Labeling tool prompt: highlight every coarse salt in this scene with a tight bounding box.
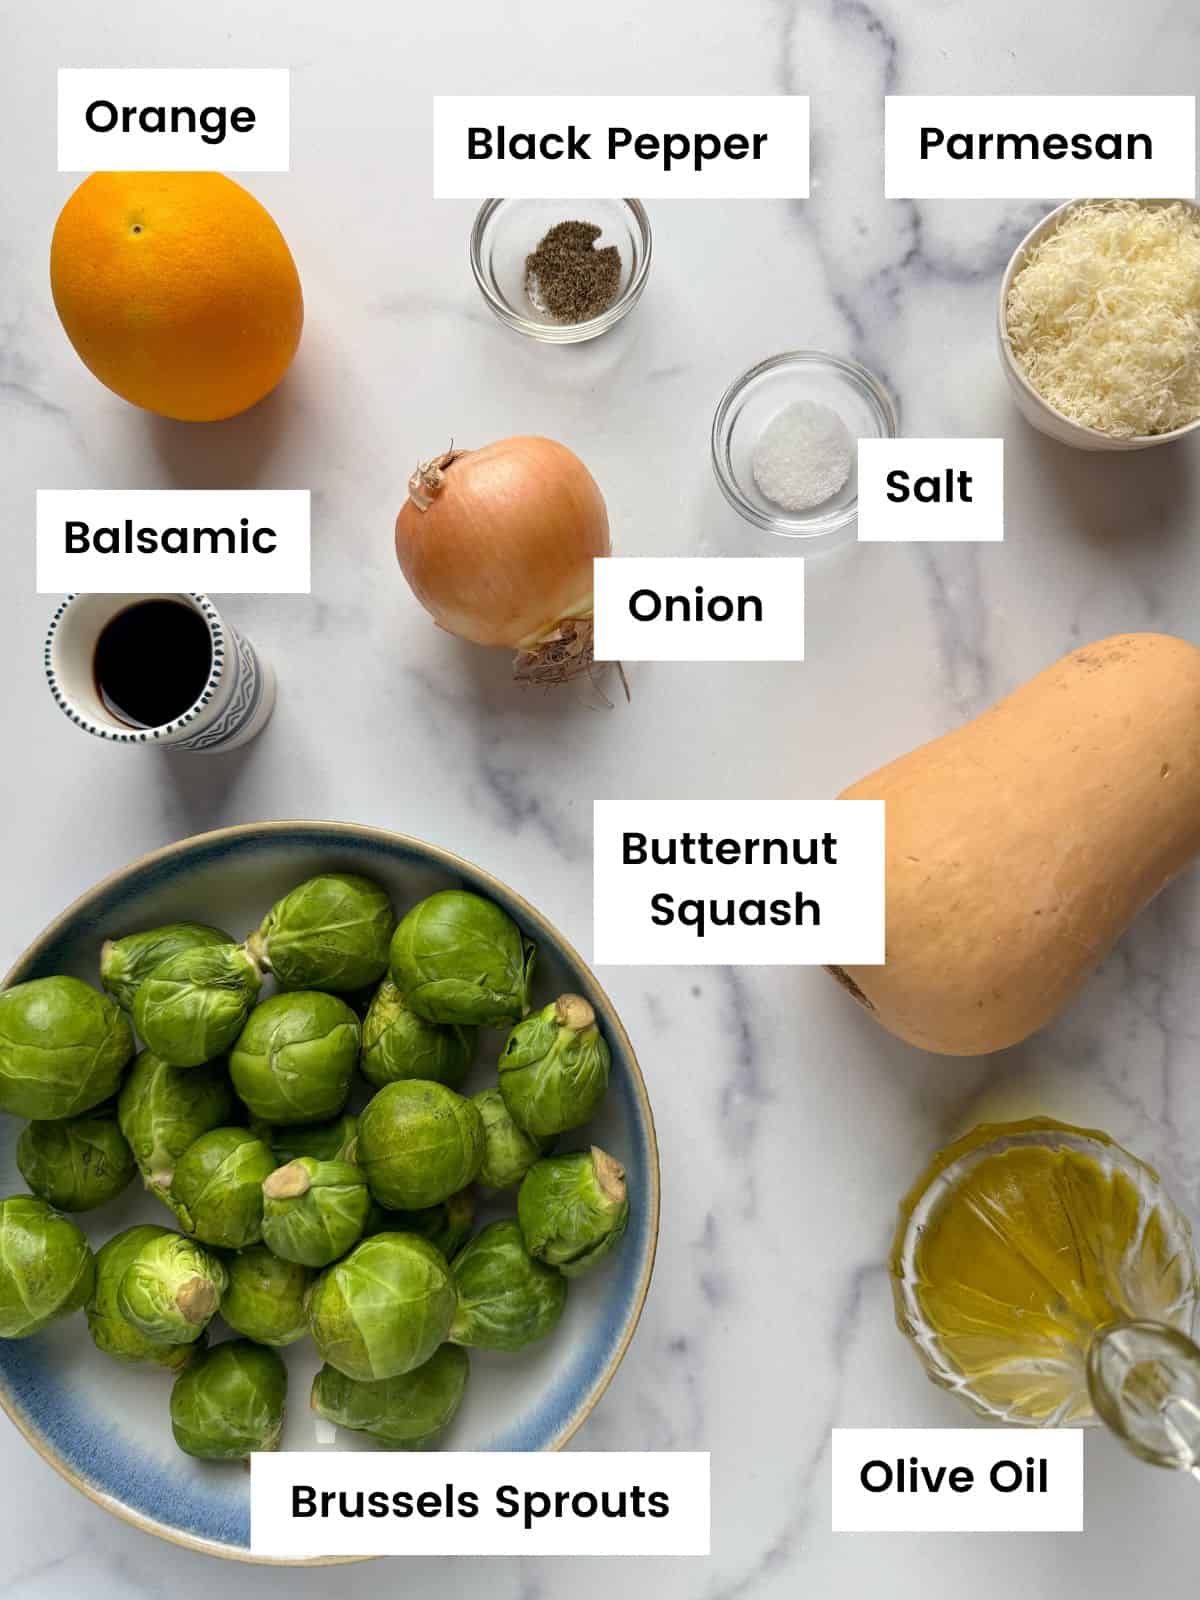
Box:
[752,399,853,512]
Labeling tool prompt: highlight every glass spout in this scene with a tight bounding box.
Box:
[1087,1320,1200,1475]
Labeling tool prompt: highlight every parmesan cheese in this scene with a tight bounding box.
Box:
[1005,200,1200,438]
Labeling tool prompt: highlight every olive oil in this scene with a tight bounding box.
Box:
[93,599,212,729]
[891,1120,1200,1427]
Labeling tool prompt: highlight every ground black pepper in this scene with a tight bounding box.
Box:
[524,221,622,323]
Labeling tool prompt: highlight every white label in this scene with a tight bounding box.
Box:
[592,800,884,967]
[433,96,809,199]
[885,95,1195,198]
[250,1451,710,1558]
[857,439,1003,543]
[57,69,290,171]
[831,1430,1084,1533]
[593,558,804,662]
[36,491,311,594]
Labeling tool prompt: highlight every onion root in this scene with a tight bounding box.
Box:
[513,618,596,685]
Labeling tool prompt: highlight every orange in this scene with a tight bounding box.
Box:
[50,172,303,423]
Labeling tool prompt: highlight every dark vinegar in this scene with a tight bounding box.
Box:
[94,599,214,729]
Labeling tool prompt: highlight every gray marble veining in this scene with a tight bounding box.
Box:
[4,0,1200,1593]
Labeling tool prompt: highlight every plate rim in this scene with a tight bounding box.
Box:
[0,819,661,1566]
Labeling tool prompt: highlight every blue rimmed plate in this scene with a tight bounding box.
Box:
[0,822,659,1563]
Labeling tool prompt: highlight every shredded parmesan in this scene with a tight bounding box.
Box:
[1006,200,1200,438]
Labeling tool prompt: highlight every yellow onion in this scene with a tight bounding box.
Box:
[394,436,611,684]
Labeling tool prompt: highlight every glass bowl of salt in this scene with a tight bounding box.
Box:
[711,351,897,542]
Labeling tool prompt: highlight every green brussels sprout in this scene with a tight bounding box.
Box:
[117,1231,227,1345]
[17,1109,136,1212]
[518,1147,630,1277]
[498,994,610,1140]
[100,923,232,1012]
[133,945,262,1069]
[389,890,536,1026]
[117,1051,238,1194]
[269,1111,358,1167]
[261,1158,370,1267]
[308,1233,457,1381]
[472,1087,551,1191]
[311,1345,469,1449]
[170,1339,287,1459]
[169,1128,275,1248]
[249,874,395,993]
[360,979,476,1090]
[366,1189,476,1260]
[0,976,133,1120]
[220,1244,312,1347]
[229,992,359,1124]
[0,1195,95,1337]
[356,1081,483,1210]
[86,1224,203,1370]
[449,1220,566,1352]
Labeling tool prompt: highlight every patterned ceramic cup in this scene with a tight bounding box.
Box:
[44,593,276,752]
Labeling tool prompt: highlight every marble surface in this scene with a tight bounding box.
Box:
[4,0,1200,1593]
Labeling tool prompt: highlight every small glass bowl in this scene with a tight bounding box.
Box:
[711,351,898,541]
[470,198,652,343]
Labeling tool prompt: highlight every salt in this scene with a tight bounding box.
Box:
[751,399,853,512]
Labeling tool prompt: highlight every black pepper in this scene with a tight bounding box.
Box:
[525,221,622,323]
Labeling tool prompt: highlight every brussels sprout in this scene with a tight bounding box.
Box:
[308,1233,457,1381]
[498,995,610,1140]
[473,1087,551,1191]
[220,1244,312,1347]
[117,1051,238,1194]
[0,976,133,1120]
[100,923,232,1012]
[356,1081,483,1210]
[261,1158,370,1267]
[17,1108,136,1213]
[249,874,395,993]
[518,1147,630,1277]
[170,1339,287,1459]
[367,1189,476,1260]
[169,1128,275,1248]
[86,1224,202,1370]
[361,979,476,1090]
[389,890,536,1026]
[311,1345,469,1449]
[0,1196,95,1337]
[229,992,359,1125]
[117,1231,227,1345]
[270,1112,358,1167]
[449,1220,566,1351]
[133,945,262,1069]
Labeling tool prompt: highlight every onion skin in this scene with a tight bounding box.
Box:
[394,436,611,651]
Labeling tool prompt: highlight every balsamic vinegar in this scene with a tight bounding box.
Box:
[93,599,213,729]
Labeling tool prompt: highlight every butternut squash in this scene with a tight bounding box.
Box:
[828,633,1200,1055]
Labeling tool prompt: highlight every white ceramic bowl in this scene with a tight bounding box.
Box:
[997,197,1200,452]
